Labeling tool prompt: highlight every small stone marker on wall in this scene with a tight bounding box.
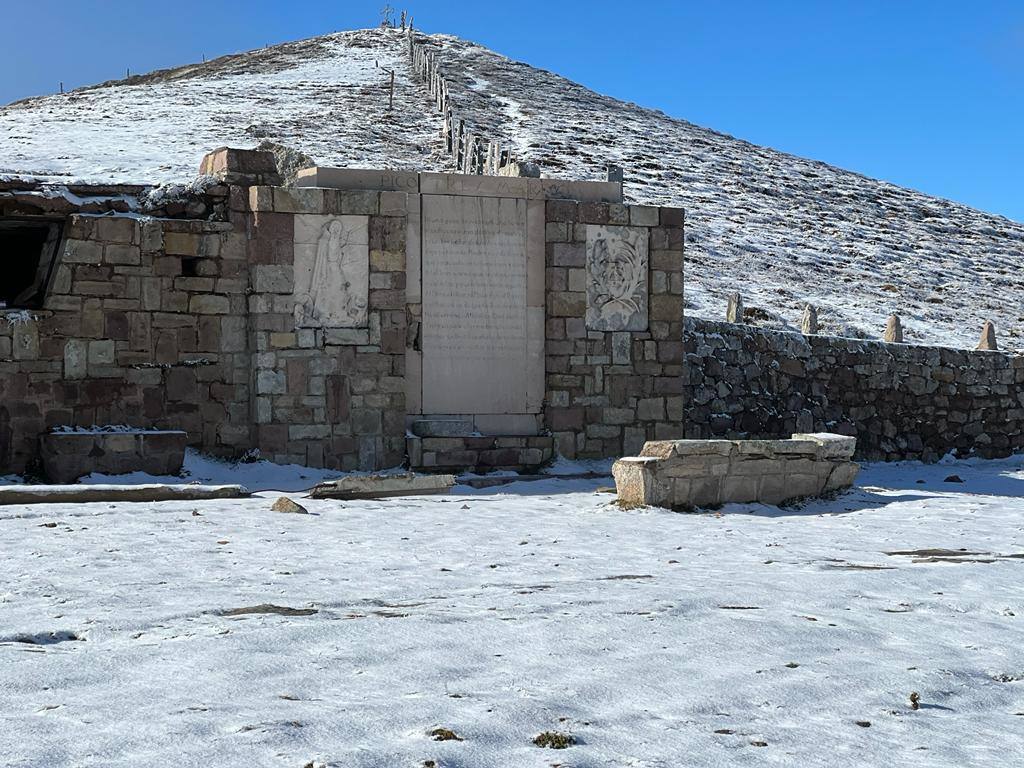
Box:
[801,303,818,335]
[726,293,744,323]
[883,314,903,343]
[977,320,997,350]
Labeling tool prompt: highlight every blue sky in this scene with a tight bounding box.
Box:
[3,1,1022,221]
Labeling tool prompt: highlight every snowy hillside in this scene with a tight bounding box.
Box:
[3,27,1022,348]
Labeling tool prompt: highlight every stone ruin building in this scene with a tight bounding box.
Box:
[5,24,1024,483]
[0,148,686,478]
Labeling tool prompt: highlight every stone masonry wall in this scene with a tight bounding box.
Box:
[245,186,407,471]
[684,318,1024,461]
[544,201,686,459]
[0,183,408,476]
[0,213,253,474]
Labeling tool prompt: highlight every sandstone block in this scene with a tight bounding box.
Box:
[105,244,141,265]
[615,434,859,509]
[188,295,230,315]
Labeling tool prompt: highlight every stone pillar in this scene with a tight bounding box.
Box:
[977,320,997,350]
[801,304,818,335]
[726,293,744,324]
[883,314,903,343]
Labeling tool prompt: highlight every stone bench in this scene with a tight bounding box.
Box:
[613,433,859,509]
[39,430,188,484]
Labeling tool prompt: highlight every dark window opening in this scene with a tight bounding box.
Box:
[0,217,63,310]
[181,256,201,277]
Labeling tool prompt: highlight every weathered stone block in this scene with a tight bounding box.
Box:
[188,295,231,315]
[105,244,141,266]
[614,434,859,509]
[252,265,293,294]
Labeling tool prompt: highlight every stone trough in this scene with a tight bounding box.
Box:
[39,430,187,484]
[613,433,859,509]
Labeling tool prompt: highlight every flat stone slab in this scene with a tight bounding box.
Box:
[0,484,250,506]
[309,472,456,500]
[459,472,610,489]
[410,419,475,438]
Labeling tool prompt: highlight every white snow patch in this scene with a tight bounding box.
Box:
[2,456,1023,764]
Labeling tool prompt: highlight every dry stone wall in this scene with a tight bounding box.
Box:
[684,318,1024,461]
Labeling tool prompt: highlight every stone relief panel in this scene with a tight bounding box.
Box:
[293,214,369,328]
[585,224,649,331]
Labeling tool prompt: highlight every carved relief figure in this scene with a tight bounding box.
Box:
[586,225,649,331]
[294,216,369,328]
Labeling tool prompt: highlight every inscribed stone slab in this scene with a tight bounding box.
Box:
[292,214,369,328]
[421,194,533,415]
[585,224,649,331]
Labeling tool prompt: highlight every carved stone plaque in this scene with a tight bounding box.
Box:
[585,224,649,331]
[293,214,369,328]
[421,194,531,415]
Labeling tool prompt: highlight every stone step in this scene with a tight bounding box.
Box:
[410,419,475,438]
[407,434,556,473]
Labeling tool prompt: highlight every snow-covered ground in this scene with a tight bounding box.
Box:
[3,456,1024,766]
[3,28,1022,348]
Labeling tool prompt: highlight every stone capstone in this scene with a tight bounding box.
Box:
[0,483,248,505]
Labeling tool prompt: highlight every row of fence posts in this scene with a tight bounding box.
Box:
[726,293,999,351]
[405,31,517,176]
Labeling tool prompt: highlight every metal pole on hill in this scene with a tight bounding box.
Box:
[376,60,395,112]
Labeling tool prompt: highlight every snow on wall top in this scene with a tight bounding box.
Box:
[2,27,1023,349]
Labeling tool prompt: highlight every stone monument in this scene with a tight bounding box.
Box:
[883,314,903,343]
[801,303,818,335]
[726,292,744,323]
[977,320,997,351]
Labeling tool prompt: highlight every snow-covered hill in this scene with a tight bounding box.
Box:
[2,27,1022,348]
